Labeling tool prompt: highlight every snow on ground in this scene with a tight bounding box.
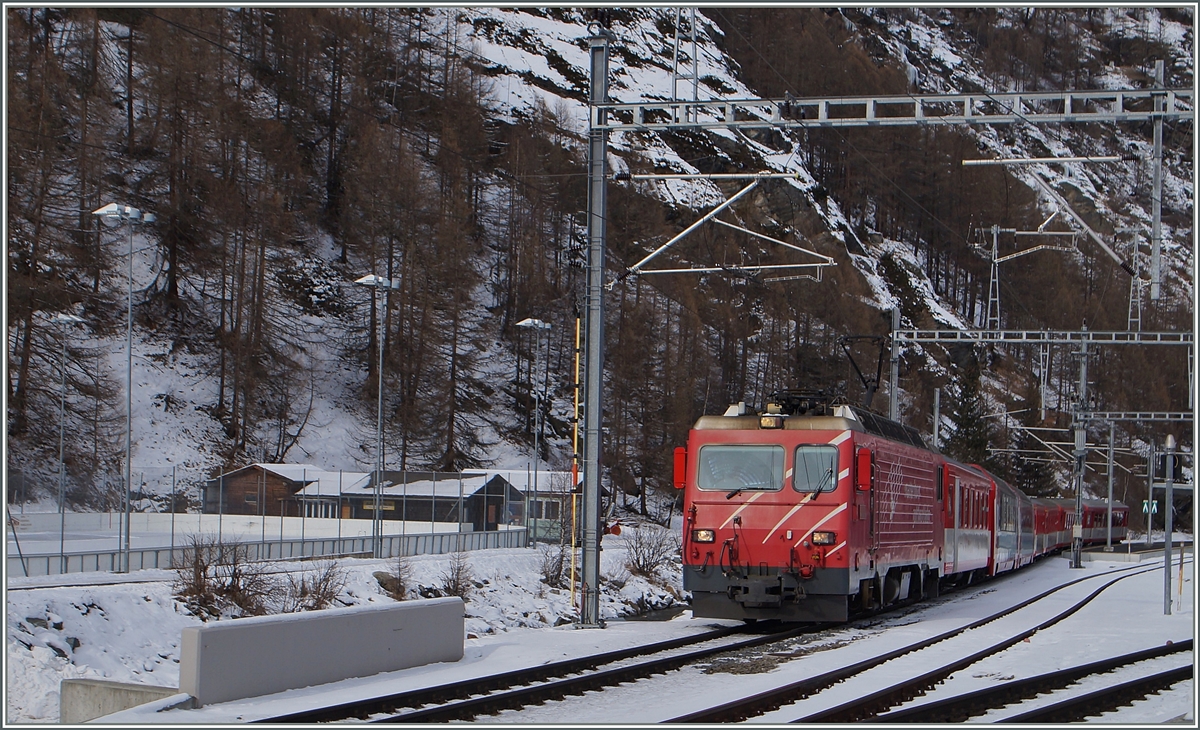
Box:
[479,552,1194,725]
[6,534,1193,724]
[5,526,682,724]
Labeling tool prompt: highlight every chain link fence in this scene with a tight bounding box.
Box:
[6,467,528,577]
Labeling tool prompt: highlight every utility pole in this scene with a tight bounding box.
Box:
[580,21,612,628]
[889,308,900,420]
[1070,328,1089,569]
[1163,434,1175,615]
[1151,59,1164,301]
[1105,421,1115,551]
[932,388,940,449]
[986,225,1001,330]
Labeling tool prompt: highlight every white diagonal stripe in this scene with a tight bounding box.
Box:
[794,502,848,547]
[761,494,815,544]
[719,491,764,529]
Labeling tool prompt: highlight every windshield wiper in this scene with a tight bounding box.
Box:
[726,488,743,500]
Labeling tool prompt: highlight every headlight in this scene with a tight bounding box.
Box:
[692,529,716,543]
[759,415,784,429]
[812,531,836,545]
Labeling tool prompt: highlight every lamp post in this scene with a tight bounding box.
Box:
[516,317,551,547]
[92,203,154,573]
[52,313,85,573]
[355,273,401,559]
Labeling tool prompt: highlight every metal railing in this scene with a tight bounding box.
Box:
[7,527,527,578]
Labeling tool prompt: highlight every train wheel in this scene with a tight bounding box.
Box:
[859,576,881,611]
[924,569,940,599]
[883,568,903,605]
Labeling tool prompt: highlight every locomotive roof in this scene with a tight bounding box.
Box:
[694,404,928,449]
[693,414,862,432]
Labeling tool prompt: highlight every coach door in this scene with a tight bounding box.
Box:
[948,472,961,575]
[855,445,876,566]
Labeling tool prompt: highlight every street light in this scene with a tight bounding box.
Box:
[93,203,154,573]
[516,317,551,548]
[356,273,401,558]
[51,313,85,573]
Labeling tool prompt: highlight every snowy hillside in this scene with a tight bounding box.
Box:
[5,7,1192,511]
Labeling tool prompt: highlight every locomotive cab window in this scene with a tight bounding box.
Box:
[696,445,785,493]
[793,445,838,493]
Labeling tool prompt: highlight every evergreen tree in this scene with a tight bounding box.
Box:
[942,361,996,470]
[1006,411,1060,497]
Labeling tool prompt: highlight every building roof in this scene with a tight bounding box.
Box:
[292,471,372,498]
[464,469,578,494]
[255,463,330,482]
[375,474,489,498]
[206,463,327,484]
[295,473,526,500]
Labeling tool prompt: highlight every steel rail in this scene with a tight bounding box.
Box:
[873,639,1193,723]
[373,624,817,723]
[791,564,1167,723]
[667,562,1161,723]
[997,664,1194,723]
[256,623,758,723]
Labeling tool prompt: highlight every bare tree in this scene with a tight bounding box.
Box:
[439,550,475,600]
[279,560,348,612]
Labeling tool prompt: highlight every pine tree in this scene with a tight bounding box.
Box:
[1006,411,1060,497]
[942,361,995,470]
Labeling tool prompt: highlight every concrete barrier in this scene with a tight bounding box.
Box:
[1073,543,1193,563]
[179,596,464,707]
[59,678,183,724]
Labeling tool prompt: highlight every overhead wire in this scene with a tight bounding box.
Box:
[711,7,1137,327]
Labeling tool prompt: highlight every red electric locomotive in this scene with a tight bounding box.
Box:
[676,393,945,622]
[675,392,1128,623]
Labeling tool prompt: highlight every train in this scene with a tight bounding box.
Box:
[673,391,1129,622]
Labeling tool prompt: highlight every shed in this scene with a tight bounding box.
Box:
[203,464,333,517]
[295,471,523,531]
[465,469,601,541]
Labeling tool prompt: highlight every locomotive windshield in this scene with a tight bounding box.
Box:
[696,445,784,493]
[793,445,838,493]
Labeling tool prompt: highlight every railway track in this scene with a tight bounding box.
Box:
[668,561,1178,723]
[260,565,993,723]
[256,562,1085,723]
[874,641,1193,723]
[997,663,1194,723]
[256,622,816,723]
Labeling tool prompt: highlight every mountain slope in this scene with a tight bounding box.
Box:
[5,7,1192,516]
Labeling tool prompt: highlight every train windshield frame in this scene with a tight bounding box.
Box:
[696,445,785,493]
[793,445,838,493]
